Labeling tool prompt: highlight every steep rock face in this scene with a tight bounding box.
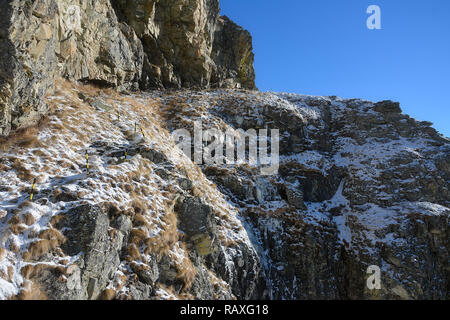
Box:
[211,16,255,89]
[112,0,255,90]
[112,0,220,89]
[0,0,143,136]
[56,0,144,87]
[0,0,57,137]
[0,0,256,136]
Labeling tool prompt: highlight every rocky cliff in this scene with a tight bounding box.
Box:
[0,0,255,137]
[0,1,448,301]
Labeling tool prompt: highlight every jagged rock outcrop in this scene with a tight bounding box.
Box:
[56,0,144,87]
[0,0,255,136]
[112,0,255,90]
[211,16,255,89]
[35,204,132,300]
[0,0,57,137]
[112,0,220,89]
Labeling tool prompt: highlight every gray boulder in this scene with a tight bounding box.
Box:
[39,204,132,300]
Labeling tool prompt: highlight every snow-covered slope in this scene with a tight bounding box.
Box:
[0,80,448,300]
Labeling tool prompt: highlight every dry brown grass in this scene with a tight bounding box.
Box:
[20,263,55,280]
[8,214,27,235]
[131,198,147,215]
[0,248,6,261]
[22,212,35,226]
[175,244,197,292]
[17,281,47,300]
[108,228,119,242]
[121,183,133,193]
[155,284,177,300]
[126,243,141,261]
[0,117,48,152]
[100,288,117,300]
[0,163,10,172]
[144,205,179,258]
[18,200,33,209]
[109,94,158,119]
[8,214,21,226]
[177,292,196,300]
[54,77,118,100]
[123,129,136,141]
[10,158,34,182]
[23,240,52,261]
[22,228,66,261]
[50,213,65,227]
[139,185,151,197]
[101,201,121,217]
[9,242,20,254]
[31,149,48,157]
[7,266,14,282]
[45,80,108,146]
[116,292,132,300]
[129,227,148,244]
[9,224,27,235]
[109,272,128,293]
[53,78,79,96]
[39,228,65,242]
[133,214,149,228]
[218,233,239,248]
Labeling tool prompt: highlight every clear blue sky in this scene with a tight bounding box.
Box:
[221,0,450,137]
